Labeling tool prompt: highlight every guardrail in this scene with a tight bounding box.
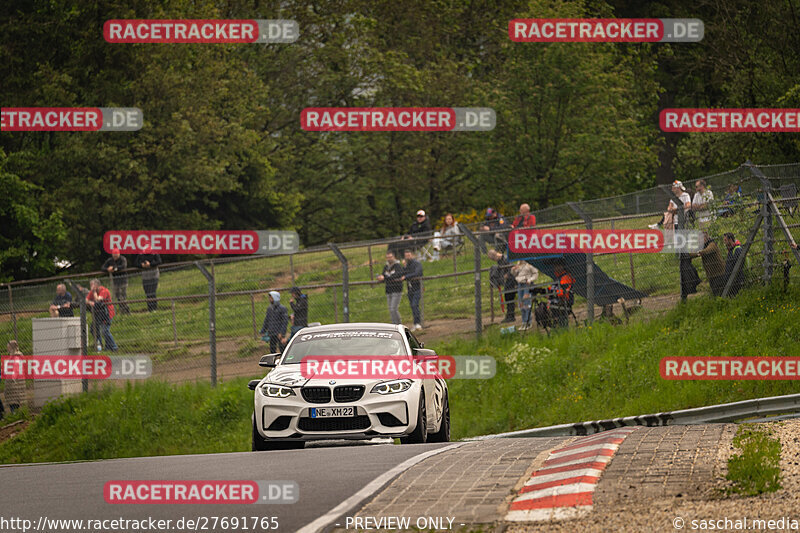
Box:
[468,393,800,439]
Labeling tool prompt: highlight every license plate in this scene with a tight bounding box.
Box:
[310,407,354,418]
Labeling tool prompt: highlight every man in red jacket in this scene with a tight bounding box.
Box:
[511,203,536,228]
[86,278,118,352]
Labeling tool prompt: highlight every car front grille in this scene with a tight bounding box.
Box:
[298,416,371,432]
[301,387,331,403]
[334,385,365,403]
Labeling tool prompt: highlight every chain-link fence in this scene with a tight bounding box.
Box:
[1,161,799,411]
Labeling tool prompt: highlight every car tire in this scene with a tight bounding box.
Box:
[252,416,270,451]
[252,416,305,451]
[427,393,450,443]
[400,392,427,444]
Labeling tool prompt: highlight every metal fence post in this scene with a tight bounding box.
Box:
[195,261,216,387]
[8,284,18,341]
[171,300,178,347]
[328,244,349,322]
[569,203,594,325]
[762,179,774,284]
[67,281,88,393]
[250,293,258,339]
[461,226,484,340]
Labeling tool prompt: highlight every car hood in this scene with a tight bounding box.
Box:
[265,364,415,389]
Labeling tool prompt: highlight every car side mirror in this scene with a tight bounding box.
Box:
[259,353,280,368]
[413,348,437,361]
[248,379,260,391]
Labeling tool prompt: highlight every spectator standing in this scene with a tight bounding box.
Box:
[3,340,26,415]
[690,232,726,296]
[289,287,308,340]
[135,248,162,312]
[718,183,743,217]
[511,203,536,228]
[86,278,118,352]
[649,180,691,230]
[401,249,424,330]
[723,232,746,296]
[438,213,462,253]
[692,180,714,226]
[260,291,288,354]
[512,261,539,330]
[488,249,517,323]
[103,248,129,314]
[49,283,74,317]
[377,251,404,325]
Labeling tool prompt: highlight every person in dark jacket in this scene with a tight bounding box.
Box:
[481,208,509,251]
[260,291,289,354]
[488,249,516,322]
[135,247,162,312]
[401,249,424,330]
[103,248,129,314]
[289,287,308,340]
[723,232,746,297]
[403,209,433,249]
[690,232,726,296]
[377,251,404,325]
[49,283,74,317]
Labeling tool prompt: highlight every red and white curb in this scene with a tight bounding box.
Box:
[505,427,638,522]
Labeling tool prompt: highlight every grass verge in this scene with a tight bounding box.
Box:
[726,424,781,496]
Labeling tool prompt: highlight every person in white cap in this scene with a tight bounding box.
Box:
[649,180,692,230]
[259,291,288,354]
[402,209,433,255]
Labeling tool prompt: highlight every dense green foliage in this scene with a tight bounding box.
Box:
[2,284,799,463]
[2,0,799,280]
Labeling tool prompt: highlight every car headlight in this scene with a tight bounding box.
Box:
[260,383,296,398]
[371,379,413,395]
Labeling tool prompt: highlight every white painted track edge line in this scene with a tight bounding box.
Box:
[296,443,465,533]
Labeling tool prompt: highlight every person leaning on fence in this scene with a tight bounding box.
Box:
[86,278,118,352]
[548,264,575,329]
[289,287,308,340]
[649,180,691,230]
[135,247,162,312]
[3,340,26,416]
[512,261,539,330]
[511,203,536,229]
[690,231,726,296]
[723,232,746,297]
[103,248,129,314]
[260,291,288,354]
[376,251,404,325]
[481,208,508,251]
[691,180,714,226]
[49,283,74,317]
[488,249,517,323]
[401,249,424,331]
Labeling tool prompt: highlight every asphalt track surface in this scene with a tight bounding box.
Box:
[0,440,453,533]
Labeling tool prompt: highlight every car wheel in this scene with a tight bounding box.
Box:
[252,416,270,451]
[252,416,305,451]
[400,392,427,444]
[427,393,450,443]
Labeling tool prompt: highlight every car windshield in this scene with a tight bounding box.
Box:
[281,330,406,364]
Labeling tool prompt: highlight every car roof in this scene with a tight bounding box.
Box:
[298,322,403,334]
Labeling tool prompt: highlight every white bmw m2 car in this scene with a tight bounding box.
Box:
[249,323,449,450]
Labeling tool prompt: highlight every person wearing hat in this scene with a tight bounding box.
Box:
[260,290,289,354]
[403,209,433,251]
[103,248,129,314]
[480,208,508,249]
[135,247,162,312]
[649,180,692,230]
